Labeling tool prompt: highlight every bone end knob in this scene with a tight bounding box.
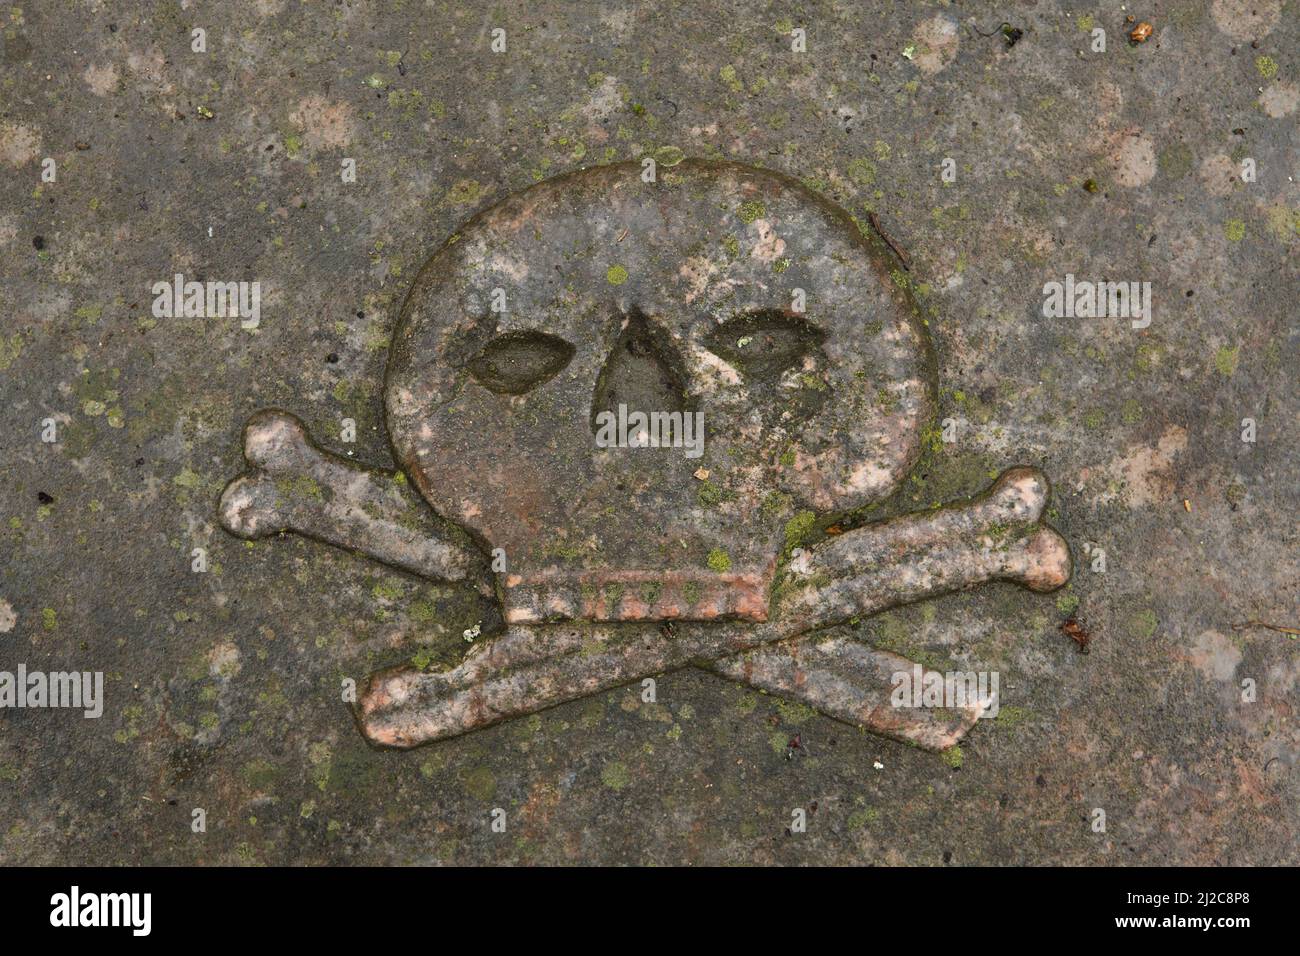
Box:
[1017,526,1072,592]
[217,474,287,539]
[985,466,1050,522]
[242,408,314,473]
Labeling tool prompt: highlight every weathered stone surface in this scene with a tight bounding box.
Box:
[3,0,1295,867]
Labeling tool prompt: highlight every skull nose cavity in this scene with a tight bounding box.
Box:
[590,309,693,434]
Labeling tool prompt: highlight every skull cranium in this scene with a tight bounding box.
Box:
[387,161,934,625]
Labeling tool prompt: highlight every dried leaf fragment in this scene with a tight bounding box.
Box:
[1061,618,1092,652]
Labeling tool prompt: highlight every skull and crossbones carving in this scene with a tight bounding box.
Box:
[217,161,1070,752]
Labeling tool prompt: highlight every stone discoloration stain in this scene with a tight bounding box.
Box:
[288,95,357,152]
[1186,630,1243,683]
[1210,0,1282,42]
[1199,154,1241,197]
[1259,82,1299,118]
[82,63,120,97]
[1106,129,1157,188]
[0,123,41,167]
[1088,425,1189,508]
[911,16,959,76]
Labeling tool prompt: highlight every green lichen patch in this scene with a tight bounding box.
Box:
[459,765,496,801]
[847,806,881,830]
[847,158,876,187]
[1129,608,1159,640]
[1214,345,1239,377]
[446,179,485,205]
[783,510,817,551]
[0,333,23,371]
[600,761,631,790]
[697,480,724,507]
[775,698,815,725]
[654,145,685,167]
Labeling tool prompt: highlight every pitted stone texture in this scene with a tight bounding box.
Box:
[386,160,934,623]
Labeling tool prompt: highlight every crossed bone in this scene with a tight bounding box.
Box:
[219,411,1070,751]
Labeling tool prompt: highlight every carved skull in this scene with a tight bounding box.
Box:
[385,161,933,624]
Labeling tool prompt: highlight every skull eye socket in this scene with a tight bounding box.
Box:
[703,311,825,379]
[467,330,575,395]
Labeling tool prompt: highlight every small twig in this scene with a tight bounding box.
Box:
[969,20,1023,47]
[867,212,910,272]
[970,20,1012,39]
[1232,620,1300,637]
